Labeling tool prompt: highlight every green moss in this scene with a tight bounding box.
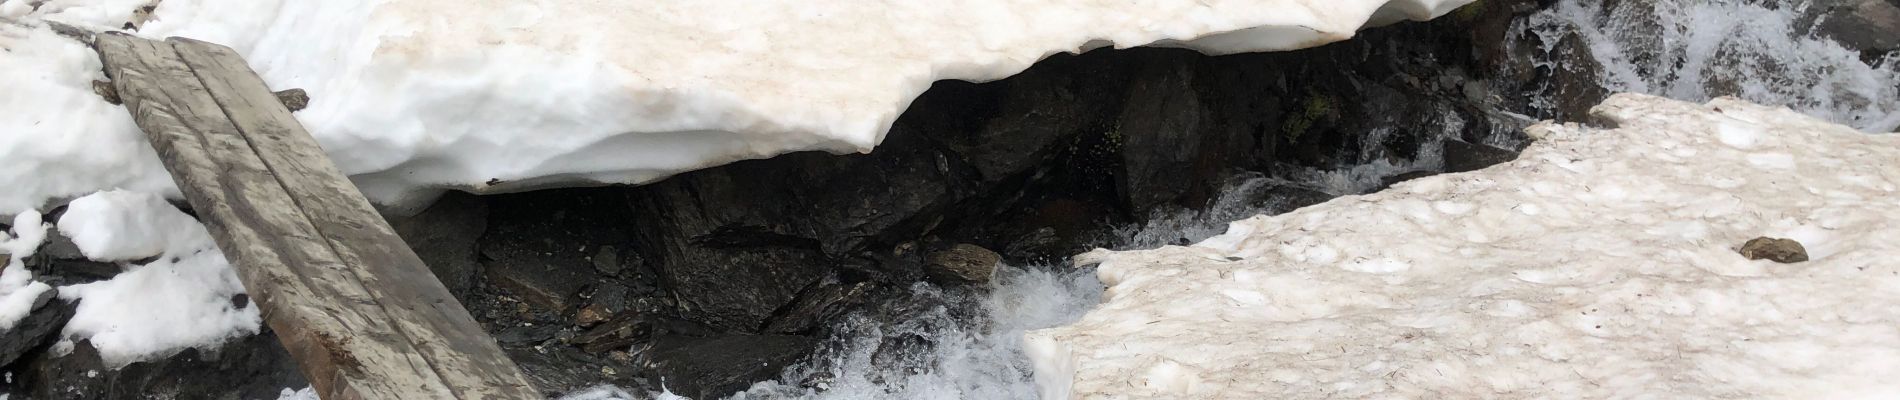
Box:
[1280,92,1338,144]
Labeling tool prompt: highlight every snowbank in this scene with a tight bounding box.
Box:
[53,190,258,368]
[1,0,1473,213]
[1025,94,1900,399]
[0,211,51,330]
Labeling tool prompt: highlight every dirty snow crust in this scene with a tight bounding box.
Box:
[1,0,1472,212]
[1026,94,1900,399]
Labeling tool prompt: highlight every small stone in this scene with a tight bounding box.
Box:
[925,244,1001,284]
[591,245,621,276]
[607,351,632,363]
[91,80,120,105]
[575,304,609,327]
[1739,237,1809,263]
[273,88,310,112]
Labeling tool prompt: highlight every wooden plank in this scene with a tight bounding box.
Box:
[92,33,483,399]
[168,37,540,399]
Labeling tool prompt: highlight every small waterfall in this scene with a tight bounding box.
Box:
[1521,0,1900,132]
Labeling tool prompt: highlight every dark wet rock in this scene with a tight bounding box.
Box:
[388,191,487,298]
[590,245,623,277]
[760,281,877,335]
[480,190,635,312]
[274,88,310,112]
[493,323,562,345]
[483,259,589,312]
[1235,182,1338,213]
[1541,31,1614,121]
[506,341,646,397]
[1805,0,1900,57]
[0,290,71,368]
[1115,57,1211,212]
[25,233,120,286]
[1740,237,1809,263]
[924,244,1001,284]
[639,334,818,399]
[1443,140,1521,173]
[6,333,303,400]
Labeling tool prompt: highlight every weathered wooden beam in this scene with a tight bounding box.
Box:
[169,37,539,399]
[93,32,538,399]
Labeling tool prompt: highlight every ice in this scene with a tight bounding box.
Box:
[50,190,258,368]
[0,0,1476,214]
[1026,94,1900,399]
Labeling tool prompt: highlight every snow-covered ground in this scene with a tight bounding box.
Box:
[0,0,1473,213]
[0,190,257,368]
[1025,93,1900,399]
[52,190,258,368]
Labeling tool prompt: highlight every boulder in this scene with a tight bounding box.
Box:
[1808,0,1900,56]
[1115,57,1209,212]
[638,334,819,400]
[924,244,1002,284]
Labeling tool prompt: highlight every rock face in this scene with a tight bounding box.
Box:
[387,191,488,297]
[925,244,1002,284]
[638,334,820,399]
[1807,0,1900,58]
[0,290,72,368]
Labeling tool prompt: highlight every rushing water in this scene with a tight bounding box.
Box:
[1522,0,1900,131]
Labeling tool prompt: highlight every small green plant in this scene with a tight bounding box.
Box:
[1281,92,1338,144]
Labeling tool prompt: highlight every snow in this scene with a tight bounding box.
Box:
[1025,94,1900,399]
[0,0,1475,213]
[51,190,258,368]
[274,387,317,400]
[56,189,212,261]
[0,210,51,330]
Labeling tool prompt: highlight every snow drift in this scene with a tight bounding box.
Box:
[1024,93,1900,399]
[0,0,1473,213]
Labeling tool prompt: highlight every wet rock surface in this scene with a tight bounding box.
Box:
[3,333,304,400]
[0,290,71,368]
[1804,0,1900,59]
[924,244,1002,284]
[637,334,820,399]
